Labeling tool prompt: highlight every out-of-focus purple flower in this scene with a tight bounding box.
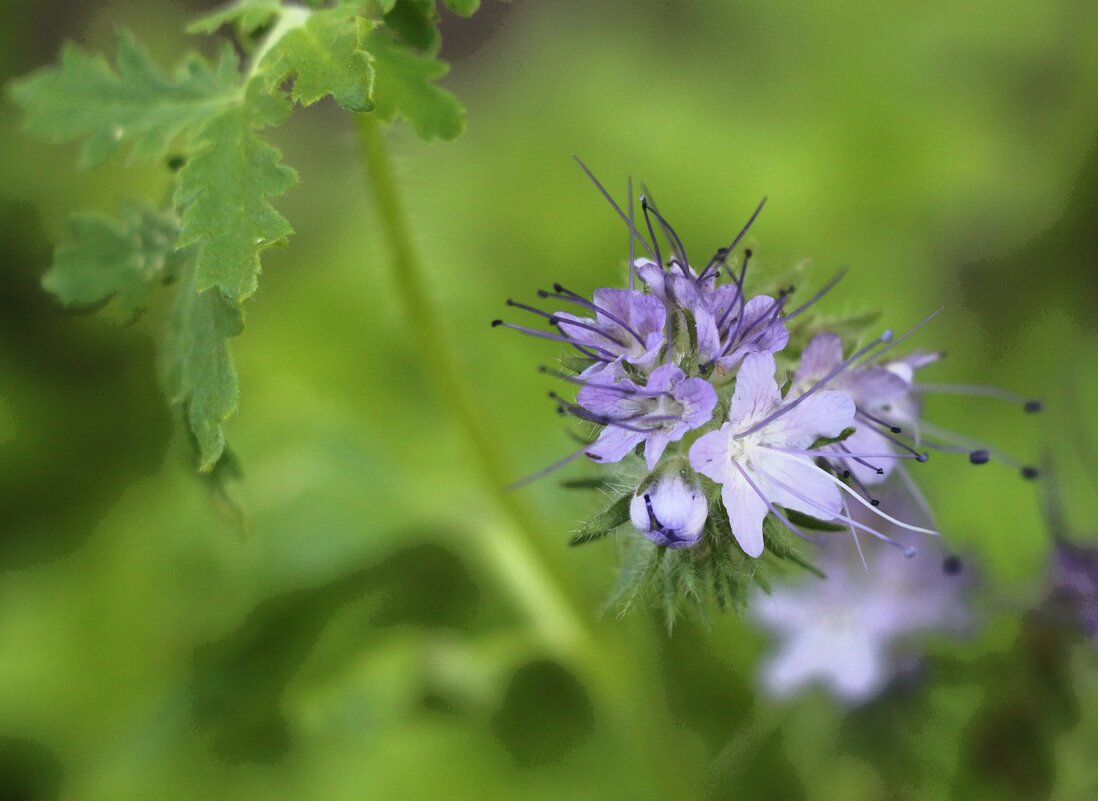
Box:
[689,351,855,557]
[579,362,717,469]
[1050,539,1098,642]
[629,473,708,549]
[750,504,974,704]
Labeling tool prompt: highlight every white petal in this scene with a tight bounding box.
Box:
[689,425,734,484]
[755,453,843,520]
[727,352,781,429]
[721,470,769,558]
[767,389,855,449]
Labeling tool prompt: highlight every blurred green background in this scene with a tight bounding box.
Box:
[2,0,1098,799]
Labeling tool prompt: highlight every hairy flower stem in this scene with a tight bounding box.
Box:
[356,114,694,796]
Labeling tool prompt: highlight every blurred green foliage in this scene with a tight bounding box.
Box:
[1,1,1097,800]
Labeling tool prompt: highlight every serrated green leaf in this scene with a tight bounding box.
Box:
[441,0,481,17]
[9,30,239,168]
[569,492,632,545]
[383,0,440,52]
[188,0,283,36]
[174,88,298,302]
[160,263,244,472]
[365,28,464,140]
[44,201,185,319]
[260,12,376,111]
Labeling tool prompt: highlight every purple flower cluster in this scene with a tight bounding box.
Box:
[494,167,1041,569]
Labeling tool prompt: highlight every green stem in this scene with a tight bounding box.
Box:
[355,113,697,799]
[354,113,591,650]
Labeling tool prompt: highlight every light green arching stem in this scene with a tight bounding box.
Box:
[354,112,590,647]
[355,113,697,798]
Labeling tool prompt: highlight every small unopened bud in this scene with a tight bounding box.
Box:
[629,473,707,549]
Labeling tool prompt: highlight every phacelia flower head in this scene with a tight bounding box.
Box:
[493,159,1041,621]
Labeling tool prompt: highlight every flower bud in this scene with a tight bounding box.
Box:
[629,473,707,549]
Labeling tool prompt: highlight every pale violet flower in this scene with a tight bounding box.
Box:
[494,285,666,374]
[629,473,708,548]
[791,333,918,485]
[749,511,974,704]
[792,332,1040,487]
[578,362,717,469]
[689,351,855,557]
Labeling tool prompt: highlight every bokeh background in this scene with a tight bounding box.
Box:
[2,0,1098,799]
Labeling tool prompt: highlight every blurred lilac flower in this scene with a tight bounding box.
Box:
[1050,539,1098,642]
[750,508,974,704]
[630,472,708,549]
[576,362,717,469]
[689,351,855,557]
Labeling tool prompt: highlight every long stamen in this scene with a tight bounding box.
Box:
[916,420,1039,478]
[699,196,768,282]
[735,330,893,439]
[895,462,941,531]
[628,177,636,289]
[642,199,691,276]
[537,366,643,396]
[508,300,624,358]
[834,442,884,475]
[862,307,943,365]
[854,414,930,461]
[727,455,820,544]
[506,445,589,491]
[541,284,647,345]
[640,196,664,271]
[552,316,628,348]
[858,408,902,433]
[912,382,1042,412]
[783,268,848,321]
[757,466,919,556]
[720,285,792,361]
[842,496,869,571]
[762,444,923,461]
[491,319,616,359]
[810,466,939,536]
[716,251,753,330]
[553,400,655,434]
[572,155,654,257]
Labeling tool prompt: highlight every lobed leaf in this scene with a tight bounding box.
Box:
[187,0,284,36]
[174,88,298,302]
[44,201,185,319]
[365,28,464,140]
[160,263,244,472]
[441,0,481,16]
[9,30,239,168]
[384,0,441,52]
[259,11,376,112]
